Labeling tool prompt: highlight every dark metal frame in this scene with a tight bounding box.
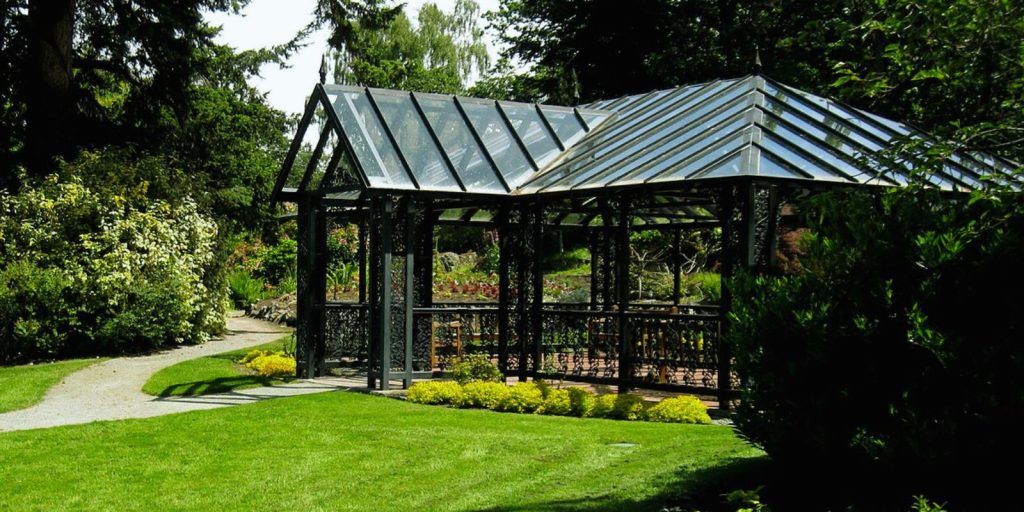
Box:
[277,75,1017,408]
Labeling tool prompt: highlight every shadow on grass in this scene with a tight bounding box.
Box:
[470,456,772,512]
[153,376,281,398]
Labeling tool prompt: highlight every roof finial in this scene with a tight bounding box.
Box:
[319,54,328,84]
[754,44,763,74]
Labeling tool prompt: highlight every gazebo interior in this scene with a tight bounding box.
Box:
[271,74,1020,408]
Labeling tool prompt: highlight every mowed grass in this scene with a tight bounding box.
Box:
[0,391,762,512]
[0,358,107,413]
[142,337,293,397]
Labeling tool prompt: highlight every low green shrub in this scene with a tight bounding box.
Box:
[228,269,265,308]
[258,239,297,284]
[406,381,465,406]
[461,381,510,409]
[448,354,503,384]
[587,393,649,420]
[537,388,572,415]
[567,387,594,417]
[496,382,544,413]
[645,395,711,424]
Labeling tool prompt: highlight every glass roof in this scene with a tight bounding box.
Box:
[516,75,1022,194]
[272,76,1020,204]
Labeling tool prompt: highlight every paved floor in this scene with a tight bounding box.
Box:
[0,315,355,433]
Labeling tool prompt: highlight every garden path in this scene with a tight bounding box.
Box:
[0,314,358,433]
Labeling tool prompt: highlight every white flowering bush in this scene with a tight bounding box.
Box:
[0,153,227,361]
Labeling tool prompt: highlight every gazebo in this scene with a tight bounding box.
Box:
[270,74,1019,408]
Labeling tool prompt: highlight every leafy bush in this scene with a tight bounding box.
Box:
[478,243,500,274]
[228,269,265,308]
[406,381,465,406]
[448,354,503,384]
[537,388,572,415]
[544,247,590,272]
[0,154,226,362]
[645,396,711,424]
[258,239,297,284]
[587,393,649,420]
[566,387,595,417]
[244,352,296,378]
[496,382,544,413]
[730,187,1024,499]
[461,381,510,409]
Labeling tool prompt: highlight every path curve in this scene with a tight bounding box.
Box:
[0,314,352,433]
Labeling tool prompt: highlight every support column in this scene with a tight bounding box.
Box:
[368,196,394,389]
[497,207,511,379]
[296,193,327,378]
[614,196,632,393]
[672,229,682,306]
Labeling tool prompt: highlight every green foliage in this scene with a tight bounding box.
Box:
[406,381,466,406]
[448,354,503,385]
[461,380,510,409]
[537,388,572,416]
[543,247,590,273]
[730,186,1024,493]
[258,239,298,284]
[496,382,544,413]
[328,0,489,94]
[832,0,1024,161]
[478,243,500,274]
[489,0,863,103]
[0,153,227,362]
[227,270,266,309]
[587,393,649,420]
[645,396,711,424]
[143,337,293,397]
[566,387,595,417]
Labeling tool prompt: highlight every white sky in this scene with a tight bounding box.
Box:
[205,0,501,116]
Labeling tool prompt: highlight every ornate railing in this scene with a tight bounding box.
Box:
[332,300,726,394]
[413,303,500,372]
[324,302,368,366]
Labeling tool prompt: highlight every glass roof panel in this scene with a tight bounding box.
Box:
[757,134,852,181]
[371,90,458,190]
[580,111,612,130]
[555,98,754,191]
[416,93,506,193]
[499,102,562,166]
[459,98,536,187]
[539,106,588,147]
[331,91,413,188]
[695,153,746,179]
[641,133,750,183]
[564,125,749,191]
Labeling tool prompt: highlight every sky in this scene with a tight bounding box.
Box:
[205,0,501,116]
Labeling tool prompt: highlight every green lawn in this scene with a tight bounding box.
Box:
[0,358,107,413]
[142,337,293,397]
[0,391,762,511]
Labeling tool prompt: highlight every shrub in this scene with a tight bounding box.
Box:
[228,270,265,308]
[461,381,510,409]
[244,352,296,378]
[645,396,711,424]
[0,154,226,362]
[258,239,297,284]
[496,382,544,413]
[730,187,1024,502]
[567,387,595,417]
[448,354,503,384]
[537,388,573,415]
[406,381,465,406]
[587,393,649,420]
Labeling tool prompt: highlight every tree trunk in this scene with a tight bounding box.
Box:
[25,0,75,178]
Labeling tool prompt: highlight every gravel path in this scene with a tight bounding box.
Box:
[0,314,355,433]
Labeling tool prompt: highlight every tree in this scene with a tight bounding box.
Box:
[832,0,1024,161]
[326,0,490,94]
[488,0,868,104]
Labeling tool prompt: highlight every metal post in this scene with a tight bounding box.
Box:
[496,207,510,379]
[530,203,545,378]
[379,197,393,390]
[312,199,328,377]
[295,194,313,378]
[672,229,682,306]
[358,217,367,303]
[616,196,632,393]
[404,199,415,389]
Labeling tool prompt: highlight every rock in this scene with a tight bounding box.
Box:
[249,293,297,325]
[438,252,460,272]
